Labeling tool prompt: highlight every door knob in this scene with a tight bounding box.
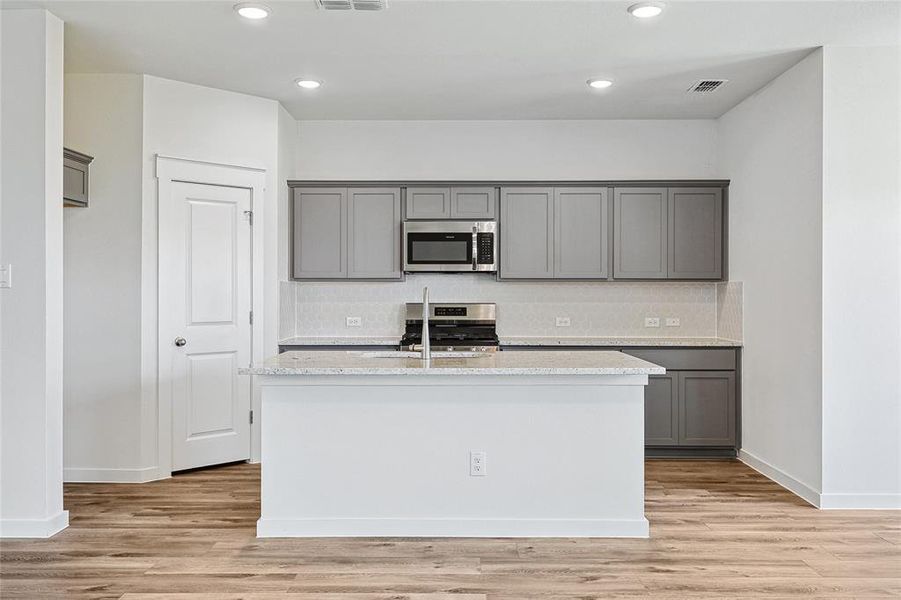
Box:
[174,337,187,347]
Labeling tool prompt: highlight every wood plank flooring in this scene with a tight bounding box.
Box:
[1,460,898,599]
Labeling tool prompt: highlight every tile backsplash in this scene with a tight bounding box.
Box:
[280,275,742,341]
[716,281,743,342]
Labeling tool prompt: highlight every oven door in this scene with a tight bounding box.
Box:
[403,221,484,272]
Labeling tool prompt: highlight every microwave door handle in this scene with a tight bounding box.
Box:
[472,226,478,271]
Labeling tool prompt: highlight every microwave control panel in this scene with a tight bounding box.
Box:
[477,233,495,264]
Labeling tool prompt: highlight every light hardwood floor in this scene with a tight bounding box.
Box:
[1,460,898,599]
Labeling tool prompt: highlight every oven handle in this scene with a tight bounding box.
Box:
[472,225,478,271]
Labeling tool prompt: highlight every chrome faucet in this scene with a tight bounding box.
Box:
[421,286,431,362]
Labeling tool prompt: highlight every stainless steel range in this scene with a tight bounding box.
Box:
[400,302,498,352]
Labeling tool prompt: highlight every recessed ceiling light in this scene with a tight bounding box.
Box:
[628,2,664,18]
[587,79,613,89]
[295,79,322,89]
[234,2,271,19]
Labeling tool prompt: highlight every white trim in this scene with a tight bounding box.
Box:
[154,155,266,476]
[257,517,649,538]
[819,493,901,510]
[64,467,166,483]
[0,511,69,538]
[738,449,821,508]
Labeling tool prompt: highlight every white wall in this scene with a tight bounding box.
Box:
[717,50,824,503]
[63,74,146,480]
[820,46,900,508]
[0,9,67,536]
[141,75,281,470]
[295,120,717,180]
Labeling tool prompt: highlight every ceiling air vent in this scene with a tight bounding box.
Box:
[688,79,728,93]
[316,0,386,9]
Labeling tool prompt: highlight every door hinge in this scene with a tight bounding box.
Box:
[249,410,254,425]
[249,310,254,325]
[244,210,254,226]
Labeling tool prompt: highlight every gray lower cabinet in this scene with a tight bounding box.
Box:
[405,187,451,219]
[668,188,723,279]
[293,188,347,279]
[63,148,93,207]
[294,187,401,280]
[645,374,679,446]
[499,187,554,278]
[679,371,735,446]
[348,188,402,279]
[613,187,667,279]
[554,187,609,279]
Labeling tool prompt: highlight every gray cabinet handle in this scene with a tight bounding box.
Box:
[174,337,187,347]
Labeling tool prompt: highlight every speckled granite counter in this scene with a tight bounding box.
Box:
[278,336,742,348]
[242,350,665,376]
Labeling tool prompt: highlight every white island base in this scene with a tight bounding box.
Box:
[249,351,663,538]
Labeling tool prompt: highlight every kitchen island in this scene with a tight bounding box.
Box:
[242,350,664,538]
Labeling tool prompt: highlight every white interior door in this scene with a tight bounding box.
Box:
[162,181,252,471]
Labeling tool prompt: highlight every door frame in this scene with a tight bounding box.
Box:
[156,155,265,477]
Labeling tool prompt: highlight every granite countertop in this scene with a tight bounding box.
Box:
[279,336,742,348]
[241,350,666,376]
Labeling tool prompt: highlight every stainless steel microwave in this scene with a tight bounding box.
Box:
[402,220,497,272]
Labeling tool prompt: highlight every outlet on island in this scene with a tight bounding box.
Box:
[345,316,362,327]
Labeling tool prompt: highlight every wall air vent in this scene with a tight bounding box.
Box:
[688,79,728,93]
[316,0,386,9]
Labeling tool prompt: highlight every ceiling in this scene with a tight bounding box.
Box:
[9,0,901,119]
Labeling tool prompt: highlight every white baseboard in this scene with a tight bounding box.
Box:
[819,493,901,510]
[738,449,821,507]
[257,517,649,538]
[0,510,68,538]
[64,466,167,483]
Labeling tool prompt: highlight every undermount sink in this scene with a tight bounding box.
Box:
[350,351,491,359]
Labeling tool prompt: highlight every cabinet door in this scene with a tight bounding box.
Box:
[63,157,89,206]
[613,187,667,279]
[293,188,347,279]
[668,188,723,279]
[645,374,679,446]
[451,187,497,219]
[678,371,735,446]
[554,187,608,279]
[348,188,402,279]
[406,187,451,219]
[499,187,554,279]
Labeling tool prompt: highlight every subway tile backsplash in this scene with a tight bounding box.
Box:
[280,275,742,341]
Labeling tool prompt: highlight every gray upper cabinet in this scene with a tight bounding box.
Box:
[405,187,451,219]
[668,188,723,279]
[63,148,93,207]
[293,188,347,279]
[613,187,668,279]
[679,371,736,446]
[348,188,402,279]
[645,374,679,447]
[554,187,608,279]
[451,187,497,219]
[500,187,554,279]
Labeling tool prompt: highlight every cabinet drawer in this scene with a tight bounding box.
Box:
[623,348,735,371]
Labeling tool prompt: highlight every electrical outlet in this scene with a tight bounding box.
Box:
[470,451,487,477]
[0,264,10,289]
[644,317,660,328]
[345,316,362,327]
[555,316,571,327]
[665,317,681,327]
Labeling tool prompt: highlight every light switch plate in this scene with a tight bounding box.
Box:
[0,264,11,289]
